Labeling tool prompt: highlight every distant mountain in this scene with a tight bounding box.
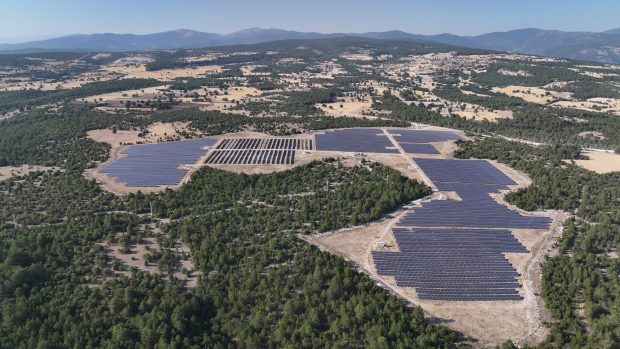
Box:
[453,28,620,63]
[0,30,224,52]
[2,27,620,64]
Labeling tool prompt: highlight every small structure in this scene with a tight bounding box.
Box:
[374,241,386,248]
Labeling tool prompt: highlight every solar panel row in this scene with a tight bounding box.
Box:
[216,138,312,150]
[315,128,399,153]
[205,149,295,165]
[399,143,440,154]
[414,158,516,186]
[419,294,523,301]
[100,138,216,187]
[388,129,464,143]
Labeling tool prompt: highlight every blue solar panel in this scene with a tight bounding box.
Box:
[216,138,312,150]
[205,149,295,165]
[100,138,216,187]
[372,228,526,301]
[402,158,551,230]
[399,143,439,154]
[388,129,464,143]
[315,128,399,153]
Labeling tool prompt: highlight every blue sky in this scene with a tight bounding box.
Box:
[1,0,618,40]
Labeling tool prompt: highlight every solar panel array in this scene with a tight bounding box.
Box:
[388,129,465,143]
[100,139,216,187]
[315,128,399,153]
[372,158,551,301]
[399,143,440,154]
[399,158,551,229]
[205,149,295,165]
[216,138,312,150]
[373,228,526,301]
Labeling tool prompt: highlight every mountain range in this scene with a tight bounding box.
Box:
[2,27,620,64]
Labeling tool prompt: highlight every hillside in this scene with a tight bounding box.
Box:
[3,27,620,63]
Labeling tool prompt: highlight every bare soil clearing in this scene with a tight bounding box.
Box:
[103,64,222,81]
[492,86,558,104]
[87,121,195,147]
[573,150,620,173]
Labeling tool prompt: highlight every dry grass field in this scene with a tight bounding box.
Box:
[492,86,557,104]
[316,97,373,117]
[573,150,620,173]
[102,64,222,81]
[87,121,195,146]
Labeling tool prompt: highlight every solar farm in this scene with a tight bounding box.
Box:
[387,128,463,155]
[95,128,467,191]
[372,158,551,301]
[92,126,558,340]
[373,228,526,301]
[100,139,216,187]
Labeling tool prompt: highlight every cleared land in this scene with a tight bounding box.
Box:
[316,98,373,117]
[573,150,620,173]
[102,64,222,81]
[87,121,195,146]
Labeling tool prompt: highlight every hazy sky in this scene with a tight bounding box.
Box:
[1,0,619,40]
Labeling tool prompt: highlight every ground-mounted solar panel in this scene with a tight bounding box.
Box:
[388,129,465,143]
[370,156,552,301]
[315,128,399,153]
[215,138,312,150]
[399,143,440,154]
[100,138,216,187]
[205,149,295,165]
[397,158,552,230]
[372,228,526,301]
[414,158,516,186]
